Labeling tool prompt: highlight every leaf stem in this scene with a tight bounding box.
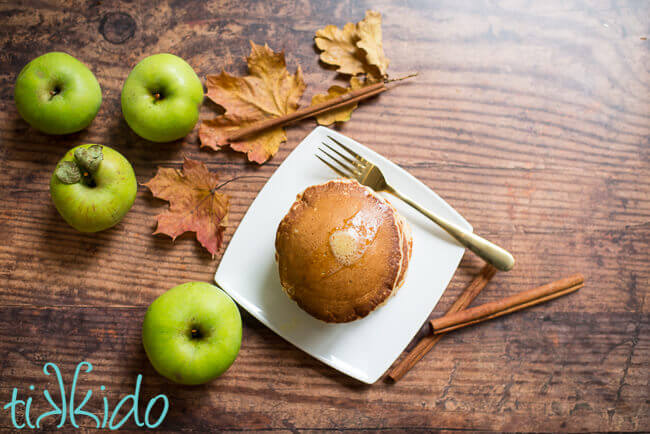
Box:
[213,175,268,191]
[385,72,419,83]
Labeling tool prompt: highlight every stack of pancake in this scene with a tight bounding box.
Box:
[275,179,412,323]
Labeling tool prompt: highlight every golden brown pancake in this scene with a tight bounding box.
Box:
[275,179,412,323]
[394,212,413,291]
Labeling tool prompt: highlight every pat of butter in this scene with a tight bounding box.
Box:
[329,228,363,266]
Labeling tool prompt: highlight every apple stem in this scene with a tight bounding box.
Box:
[48,88,60,101]
[190,327,203,339]
[154,92,161,100]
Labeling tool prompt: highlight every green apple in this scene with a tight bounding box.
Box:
[50,144,137,232]
[14,52,102,135]
[121,54,203,142]
[142,282,242,385]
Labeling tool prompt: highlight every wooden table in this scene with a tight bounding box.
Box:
[1,1,648,431]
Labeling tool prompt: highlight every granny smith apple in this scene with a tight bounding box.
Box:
[50,144,137,232]
[121,54,203,142]
[14,52,102,135]
[142,282,242,385]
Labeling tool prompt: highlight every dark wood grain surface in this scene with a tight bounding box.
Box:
[1,0,648,431]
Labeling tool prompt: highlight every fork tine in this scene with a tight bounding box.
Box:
[318,147,360,176]
[327,135,369,164]
[322,142,361,168]
[316,155,350,179]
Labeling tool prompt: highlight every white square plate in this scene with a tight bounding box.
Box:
[215,126,471,383]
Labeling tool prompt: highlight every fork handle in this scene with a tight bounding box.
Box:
[386,185,515,271]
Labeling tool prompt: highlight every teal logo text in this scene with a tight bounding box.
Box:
[3,361,169,430]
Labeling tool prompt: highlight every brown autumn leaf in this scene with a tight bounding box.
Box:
[314,10,389,79]
[199,41,306,164]
[357,10,389,77]
[200,115,287,165]
[314,22,367,76]
[310,76,369,125]
[143,157,229,258]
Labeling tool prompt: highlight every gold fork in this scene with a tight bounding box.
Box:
[317,136,515,271]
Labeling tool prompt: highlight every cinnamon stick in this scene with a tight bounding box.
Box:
[386,264,497,382]
[226,82,387,142]
[431,273,584,334]
[290,86,386,124]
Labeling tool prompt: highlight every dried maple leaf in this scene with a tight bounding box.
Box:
[143,158,229,258]
[357,10,389,77]
[314,10,389,79]
[200,115,288,165]
[199,41,306,164]
[310,76,368,125]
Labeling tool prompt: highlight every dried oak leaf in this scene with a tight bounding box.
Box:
[143,157,229,258]
[315,22,367,76]
[311,76,368,125]
[357,10,389,77]
[314,10,388,78]
[199,41,306,164]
